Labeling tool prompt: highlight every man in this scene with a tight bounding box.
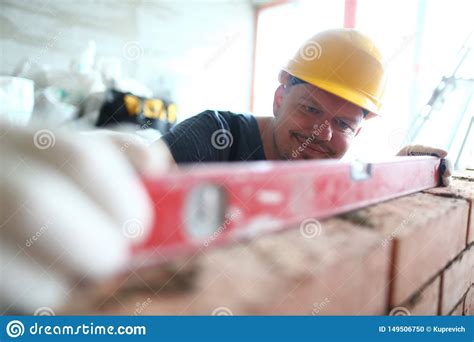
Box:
[160,29,451,185]
[162,29,385,164]
[0,29,451,313]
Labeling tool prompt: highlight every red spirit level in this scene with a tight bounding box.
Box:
[133,156,440,261]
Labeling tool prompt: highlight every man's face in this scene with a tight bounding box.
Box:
[272,82,365,160]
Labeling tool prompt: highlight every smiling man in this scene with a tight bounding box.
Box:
[161,29,384,163]
[160,28,451,186]
[261,71,369,161]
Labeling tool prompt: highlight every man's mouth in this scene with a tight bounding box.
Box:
[292,133,332,157]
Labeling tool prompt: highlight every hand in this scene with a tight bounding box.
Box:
[0,122,173,314]
[396,144,453,186]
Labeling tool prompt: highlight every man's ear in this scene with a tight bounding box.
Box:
[273,70,292,117]
[273,84,286,117]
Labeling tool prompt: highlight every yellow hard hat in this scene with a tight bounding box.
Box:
[283,28,387,117]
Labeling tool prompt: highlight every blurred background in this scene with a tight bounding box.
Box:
[1,0,472,168]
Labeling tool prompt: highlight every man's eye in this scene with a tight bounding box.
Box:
[301,105,321,114]
[336,119,354,132]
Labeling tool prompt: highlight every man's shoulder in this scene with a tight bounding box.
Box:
[198,110,256,123]
[161,109,264,163]
[190,110,257,133]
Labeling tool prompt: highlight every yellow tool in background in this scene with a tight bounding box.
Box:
[124,94,177,124]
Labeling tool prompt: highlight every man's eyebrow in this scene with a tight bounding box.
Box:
[335,113,363,125]
[299,95,324,109]
[300,94,364,123]
[337,115,358,124]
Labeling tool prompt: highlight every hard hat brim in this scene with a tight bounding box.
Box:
[283,68,382,118]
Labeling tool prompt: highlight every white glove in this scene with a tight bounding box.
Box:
[0,122,174,314]
[396,144,453,186]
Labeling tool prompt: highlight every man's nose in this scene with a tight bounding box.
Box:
[313,121,332,141]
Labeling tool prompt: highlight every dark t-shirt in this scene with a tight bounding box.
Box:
[161,110,266,163]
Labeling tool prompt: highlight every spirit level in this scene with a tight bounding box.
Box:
[133,156,440,261]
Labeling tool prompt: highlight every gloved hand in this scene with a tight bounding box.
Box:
[396,144,453,186]
[0,121,174,314]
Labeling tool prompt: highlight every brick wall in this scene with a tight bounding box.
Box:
[65,172,474,315]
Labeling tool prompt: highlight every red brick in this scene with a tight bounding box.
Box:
[73,219,390,315]
[464,285,474,315]
[450,301,464,316]
[248,219,391,315]
[441,245,474,315]
[399,276,440,315]
[341,192,468,307]
[424,175,474,245]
